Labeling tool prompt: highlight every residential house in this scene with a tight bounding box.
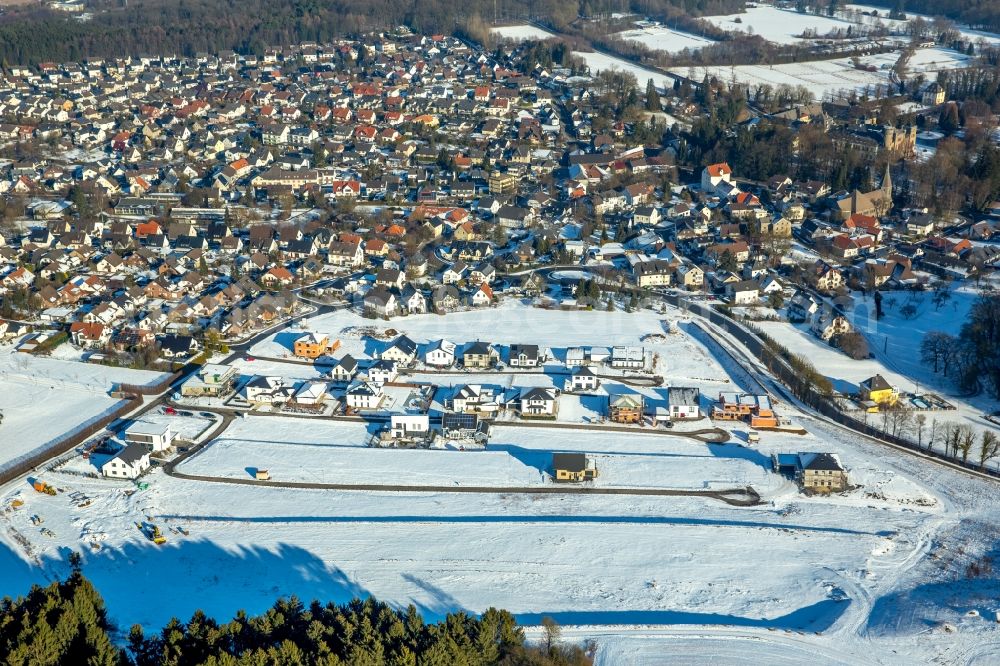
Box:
[424,339,457,367]
[609,393,644,423]
[330,354,359,384]
[462,341,499,369]
[564,366,600,393]
[518,387,559,418]
[667,387,701,420]
[102,443,150,479]
[727,280,760,305]
[508,343,541,368]
[293,332,337,359]
[609,346,646,370]
[181,363,238,397]
[124,421,174,453]
[859,374,898,407]
[345,380,384,410]
[243,376,295,405]
[380,335,417,365]
[552,453,597,482]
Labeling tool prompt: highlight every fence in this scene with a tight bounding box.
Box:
[117,355,205,396]
[0,395,142,487]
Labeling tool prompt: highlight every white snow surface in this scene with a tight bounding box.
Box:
[703,6,858,44]
[1,302,1000,665]
[0,347,169,472]
[490,25,556,42]
[616,25,717,54]
[675,47,969,100]
[572,51,675,91]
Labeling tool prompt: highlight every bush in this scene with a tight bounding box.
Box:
[833,331,870,360]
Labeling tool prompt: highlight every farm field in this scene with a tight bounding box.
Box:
[615,25,716,54]
[490,25,556,41]
[571,50,675,91]
[703,6,858,44]
[675,47,969,100]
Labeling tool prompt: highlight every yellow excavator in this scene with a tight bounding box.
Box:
[136,522,167,545]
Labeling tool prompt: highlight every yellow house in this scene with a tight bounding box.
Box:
[489,171,517,195]
[859,374,898,408]
[763,216,792,237]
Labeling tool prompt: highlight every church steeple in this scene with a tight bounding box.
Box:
[882,162,892,200]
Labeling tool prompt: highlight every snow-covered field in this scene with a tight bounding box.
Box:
[753,286,999,466]
[704,6,857,44]
[675,47,969,100]
[616,25,716,54]
[0,347,169,473]
[490,25,556,42]
[178,417,777,491]
[572,51,675,91]
[3,302,1000,664]
[846,3,1000,46]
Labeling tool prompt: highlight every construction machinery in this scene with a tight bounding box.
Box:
[136,522,167,545]
[32,481,56,496]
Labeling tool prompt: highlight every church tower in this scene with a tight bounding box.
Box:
[881,162,892,201]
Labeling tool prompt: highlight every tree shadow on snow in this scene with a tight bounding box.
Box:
[514,597,849,633]
[0,537,368,633]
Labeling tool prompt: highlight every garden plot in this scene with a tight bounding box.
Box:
[177,412,775,490]
[615,25,716,54]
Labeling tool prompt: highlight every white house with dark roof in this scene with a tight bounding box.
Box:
[102,443,150,479]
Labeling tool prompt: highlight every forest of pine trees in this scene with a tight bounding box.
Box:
[1,573,592,666]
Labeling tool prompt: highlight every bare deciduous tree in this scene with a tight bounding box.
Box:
[979,431,1000,470]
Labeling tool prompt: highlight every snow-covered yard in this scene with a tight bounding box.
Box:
[176,417,777,491]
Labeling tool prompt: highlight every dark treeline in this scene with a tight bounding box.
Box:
[863,0,1000,31]
[2,572,592,666]
[0,0,563,65]
[0,0,754,66]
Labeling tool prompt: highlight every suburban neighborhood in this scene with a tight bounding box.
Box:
[0,14,998,665]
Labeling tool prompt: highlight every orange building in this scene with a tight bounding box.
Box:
[293,333,339,359]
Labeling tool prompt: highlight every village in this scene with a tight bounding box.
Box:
[0,16,999,664]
